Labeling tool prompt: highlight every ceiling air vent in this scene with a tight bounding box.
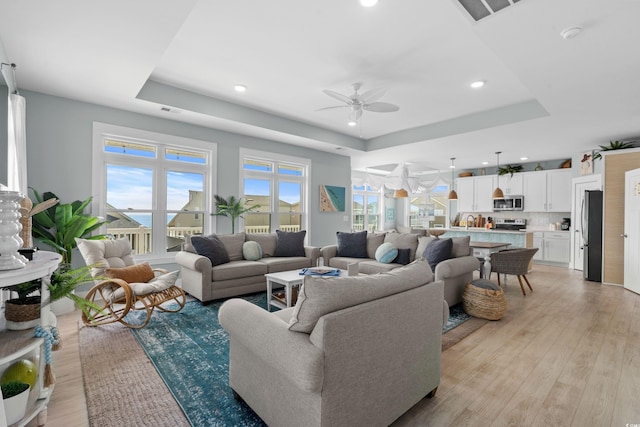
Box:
[456,0,522,22]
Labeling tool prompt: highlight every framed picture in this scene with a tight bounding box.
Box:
[319,185,345,212]
[386,207,395,221]
[580,151,593,175]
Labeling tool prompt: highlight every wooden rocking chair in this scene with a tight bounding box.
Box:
[75,237,186,328]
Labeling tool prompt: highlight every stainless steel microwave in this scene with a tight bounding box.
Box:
[493,196,524,211]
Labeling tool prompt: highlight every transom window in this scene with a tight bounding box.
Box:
[93,123,216,260]
[240,148,309,235]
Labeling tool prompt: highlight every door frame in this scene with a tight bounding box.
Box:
[624,168,640,294]
[570,174,602,270]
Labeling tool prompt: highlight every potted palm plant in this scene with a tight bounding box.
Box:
[211,195,261,234]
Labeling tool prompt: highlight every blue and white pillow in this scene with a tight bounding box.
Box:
[242,241,263,261]
[375,242,398,264]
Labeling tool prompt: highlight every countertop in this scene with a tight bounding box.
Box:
[446,227,531,234]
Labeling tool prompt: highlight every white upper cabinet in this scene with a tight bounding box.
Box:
[499,173,524,195]
[523,169,572,212]
[457,175,494,213]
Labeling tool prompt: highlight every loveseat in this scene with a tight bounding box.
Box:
[175,231,320,302]
[320,230,479,306]
[219,260,448,427]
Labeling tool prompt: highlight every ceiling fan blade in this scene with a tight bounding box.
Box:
[323,89,353,104]
[364,102,400,112]
[359,87,387,103]
[316,105,349,111]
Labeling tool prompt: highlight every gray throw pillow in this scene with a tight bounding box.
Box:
[423,238,452,272]
[451,235,471,258]
[190,235,230,266]
[336,230,368,258]
[274,230,306,257]
[471,279,501,290]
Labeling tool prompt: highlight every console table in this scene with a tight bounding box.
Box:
[0,251,62,427]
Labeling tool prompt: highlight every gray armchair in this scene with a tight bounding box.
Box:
[489,248,539,295]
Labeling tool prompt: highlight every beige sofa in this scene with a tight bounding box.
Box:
[219,261,447,427]
[175,232,320,302]
[320,231,479,306]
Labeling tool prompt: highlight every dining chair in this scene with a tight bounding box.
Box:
[489,248,539,296]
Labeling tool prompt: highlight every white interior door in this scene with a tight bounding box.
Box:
[571,175,601,270]
[624,168,640,294]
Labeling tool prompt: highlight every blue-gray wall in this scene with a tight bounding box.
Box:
[22,90,351,249]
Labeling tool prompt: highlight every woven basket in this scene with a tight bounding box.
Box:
[462,282,506,321]
[5,298,41,323]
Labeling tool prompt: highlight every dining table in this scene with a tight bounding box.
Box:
[469,241,512,279]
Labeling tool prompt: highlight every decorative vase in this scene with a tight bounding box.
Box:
[0,191,26,270]
[535,163,543,171]
[2,386,30,425]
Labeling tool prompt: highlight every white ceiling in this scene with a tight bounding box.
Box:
[1,0,639,173]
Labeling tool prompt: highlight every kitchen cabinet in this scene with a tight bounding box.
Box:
[498,173,523,196]
[457,175,494,213]
[523,169,572,212]
[532,231,570,265]
[0,251,62,427]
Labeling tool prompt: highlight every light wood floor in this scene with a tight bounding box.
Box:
[30,264,640,427]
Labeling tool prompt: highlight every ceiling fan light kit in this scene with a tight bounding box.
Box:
[320,82,399,127]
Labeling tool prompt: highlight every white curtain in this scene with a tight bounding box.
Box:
[7,93,27,195]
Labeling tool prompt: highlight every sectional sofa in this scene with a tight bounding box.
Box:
[320,230,479,306]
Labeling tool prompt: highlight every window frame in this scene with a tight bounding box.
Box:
[352,184,382,232]
[239,148,310,236]
[92,122,217,263]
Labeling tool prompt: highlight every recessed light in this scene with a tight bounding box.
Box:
[470,80,485,89]
[560,27,582,40]
[233,84,247,92]
[481,161,489,165]
[347,120,358,127]
[520,157,528,161]
[360,0,378,6]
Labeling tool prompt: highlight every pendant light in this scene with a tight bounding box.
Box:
[492,151,505,199]
[448,157,458,200]
[393,188,409,198]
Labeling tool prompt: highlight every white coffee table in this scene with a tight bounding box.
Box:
[265,269,346,311]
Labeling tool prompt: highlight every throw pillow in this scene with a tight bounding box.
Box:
[131,270,180,296]
[274,230,306,257]
[75,237,134,276]
[217,232,246,261]
[416,236,436,261]
[242,241,263,261]
[383,232,419,261]
[394,248,411,265]
[451,236,471,258]
[375,242,398,264]
[366,232,386,258]
[246,233,277,257]
[423,238,453,272]
[470,278,501,291]
[104,262,155,283]
[190,235,230,266]
[336,230,368,258]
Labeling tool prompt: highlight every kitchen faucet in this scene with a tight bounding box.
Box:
[466,214,475,230]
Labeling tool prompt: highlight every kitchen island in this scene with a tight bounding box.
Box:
[441,227,534,249]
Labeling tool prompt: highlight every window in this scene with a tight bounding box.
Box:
[352,185,380,231]
[93,123,216,260]
[240,149,309,234]
[409,185,448,229]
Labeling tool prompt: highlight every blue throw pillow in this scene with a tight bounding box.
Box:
[336,230,368,258]
[375,242,398,264]
[423,238,452,272]
[394,248,411,265]
[191,235,230,266]
[274,230,306,257]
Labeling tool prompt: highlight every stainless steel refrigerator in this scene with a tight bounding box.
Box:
[582,190,603,281]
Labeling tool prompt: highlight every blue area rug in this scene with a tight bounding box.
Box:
[130,293,470,427]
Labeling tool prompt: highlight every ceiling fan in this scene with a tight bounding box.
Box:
[319,83,399,125]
